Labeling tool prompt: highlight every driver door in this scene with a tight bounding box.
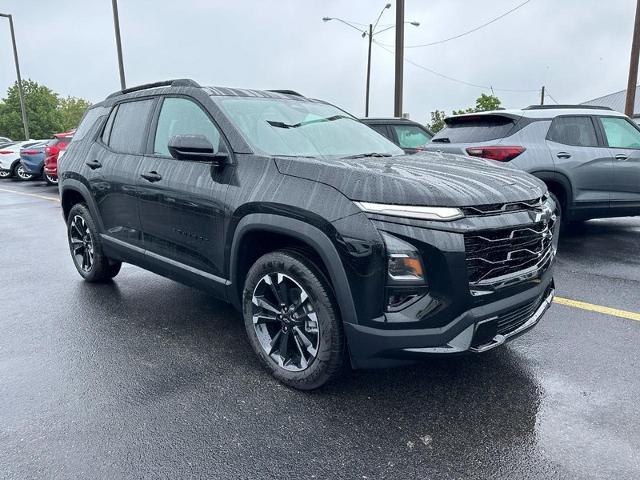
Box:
[597,116,640,207]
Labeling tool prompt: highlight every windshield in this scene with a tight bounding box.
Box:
[213,96,403,158]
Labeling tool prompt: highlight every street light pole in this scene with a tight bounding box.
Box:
[0,13,29,140]
[111,0,126,90]
[394,0,405,117]
[625,0,640,117]
[365,23,373,117]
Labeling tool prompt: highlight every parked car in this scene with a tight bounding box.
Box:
[59,79,557,390]
[361,117,433,154]
[0,136,11,144]
[425,105,640,223]
[43,131,74,185]
[19,142,48,180]
[0,140,47,179]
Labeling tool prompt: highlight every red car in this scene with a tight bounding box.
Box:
[43,130,74,185]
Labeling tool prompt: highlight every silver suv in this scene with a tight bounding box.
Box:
[425,105,640,223]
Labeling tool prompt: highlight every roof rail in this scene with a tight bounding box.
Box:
[524,104,613,111]
[107,79,200,99]
[267,89,304,97]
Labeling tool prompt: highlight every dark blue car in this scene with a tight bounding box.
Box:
[19,141,48,180]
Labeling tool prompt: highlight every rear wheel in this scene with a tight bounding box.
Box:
[0,170,10,179]
[13,163,33,181]
[67,203,122,282]
[242,250,345,390]
[44,172,58,185]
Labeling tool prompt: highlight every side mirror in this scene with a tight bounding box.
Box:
[167,134,229,164]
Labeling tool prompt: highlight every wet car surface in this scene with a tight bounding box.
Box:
[1,181,639,479]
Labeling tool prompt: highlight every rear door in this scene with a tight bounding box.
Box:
[596,116,640,208]
[90,98,156,248]
[545,115,611,206]
[137,95,230,283]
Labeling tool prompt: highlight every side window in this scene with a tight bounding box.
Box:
[600,117,640,149]
[101,106,117,145]
[391,124,432,148]
[107,99,154,154]
[547,116,598,147]
[153,97,223,156]
[369,124,390,139]
[74,106,107,141]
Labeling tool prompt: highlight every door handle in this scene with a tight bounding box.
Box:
[615,154,629,161]
[140,171,162,182]
[85,160,102,169]
[556,152,571,159]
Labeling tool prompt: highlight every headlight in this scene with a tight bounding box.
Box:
[355,201,464,221]
[381,232,427,312]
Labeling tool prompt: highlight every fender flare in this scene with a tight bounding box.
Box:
[529,170,574,206]
[59,180,105,231]
[228,213,358,325]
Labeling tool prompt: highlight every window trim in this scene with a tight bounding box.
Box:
[594,115,640,150]
[97,96,158,155]
[545,114,601,148]
[145,94,233,162]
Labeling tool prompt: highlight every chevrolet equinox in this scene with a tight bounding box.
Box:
[59,79,558,390]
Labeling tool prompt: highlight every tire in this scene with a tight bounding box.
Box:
[44,172,58,185]
[0,169,10,179]
[12,162,33,181]
[67,203,122,282]
[242,250,345,390]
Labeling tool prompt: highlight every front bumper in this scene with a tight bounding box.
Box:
[345,276,554,369]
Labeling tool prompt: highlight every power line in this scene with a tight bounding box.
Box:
[378,0,533,49]
[373,40,540,93]
[545,90,560,104]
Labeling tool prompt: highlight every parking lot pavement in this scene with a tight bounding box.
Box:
[1,181,639,480]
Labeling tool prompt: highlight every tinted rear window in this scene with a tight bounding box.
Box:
[107,99,154,154]
[432,115,516,143]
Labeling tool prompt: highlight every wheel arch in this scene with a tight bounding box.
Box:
[228,213,358,326]
[60,180,105,231]
[530,170,573,210]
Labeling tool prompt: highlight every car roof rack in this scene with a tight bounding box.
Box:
[267,89,304,97]
[107,79,201,99]
[523,104,613,111]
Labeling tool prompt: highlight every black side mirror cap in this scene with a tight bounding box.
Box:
[167,134,229,164]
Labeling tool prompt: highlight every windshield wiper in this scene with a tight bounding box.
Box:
[431,138,450,143]
[342,152,393,159]
[267,115,350,129]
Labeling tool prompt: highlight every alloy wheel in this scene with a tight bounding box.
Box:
[15,165,33,180]
[45,173,58,185]
[0,170,10,178]
[70,215,95,272]
[251,273,320,372]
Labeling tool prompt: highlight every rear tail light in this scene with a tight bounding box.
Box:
[466,146,525,162]
[0,150,12,154]
[45,145,60,156]
[21,150,40,155]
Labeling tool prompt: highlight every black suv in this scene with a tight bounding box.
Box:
[59,79,557,390]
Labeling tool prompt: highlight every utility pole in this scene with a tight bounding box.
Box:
[540,86,545,106]
[394,0,405,117]
[365,24,373,117]
[0,13,29,140]
[111,0,126,90]
[625,0,640,117]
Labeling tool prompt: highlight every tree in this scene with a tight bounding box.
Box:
[57,96,91,132]
[0,79,91,140]
[426,94,502,134]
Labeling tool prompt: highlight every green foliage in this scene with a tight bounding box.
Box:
[0,79,91,140]
[426,94,502,134]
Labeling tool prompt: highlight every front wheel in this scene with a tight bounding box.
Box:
[67,203,122,282]
[0,170,10,179]
[13,163,33,181]
[242,250,345,390]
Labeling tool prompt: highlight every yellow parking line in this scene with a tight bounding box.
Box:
[555,296,640,322]
[0,187,60,202]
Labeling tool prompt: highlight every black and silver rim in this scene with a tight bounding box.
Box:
[251,273,320,372]
[0,170,10,178]
[16,165,32,180]
[45,173,58,184]
[70,215,95,272]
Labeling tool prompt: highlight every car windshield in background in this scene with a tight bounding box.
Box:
[213,96,403,158]
[432,115,516,143]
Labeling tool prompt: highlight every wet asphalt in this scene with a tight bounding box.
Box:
[1,180,639,480]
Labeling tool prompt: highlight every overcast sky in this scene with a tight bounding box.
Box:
[0,0,635,123]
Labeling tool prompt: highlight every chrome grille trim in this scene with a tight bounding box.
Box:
[461,194,548,217]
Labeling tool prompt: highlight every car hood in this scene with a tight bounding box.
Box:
[274,151,545,207]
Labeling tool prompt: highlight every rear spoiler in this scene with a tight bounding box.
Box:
[444,112,521,126]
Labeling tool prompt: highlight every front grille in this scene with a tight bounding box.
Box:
[496,296,541,335]
[461,195,547,217]
[464,217,555,284]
